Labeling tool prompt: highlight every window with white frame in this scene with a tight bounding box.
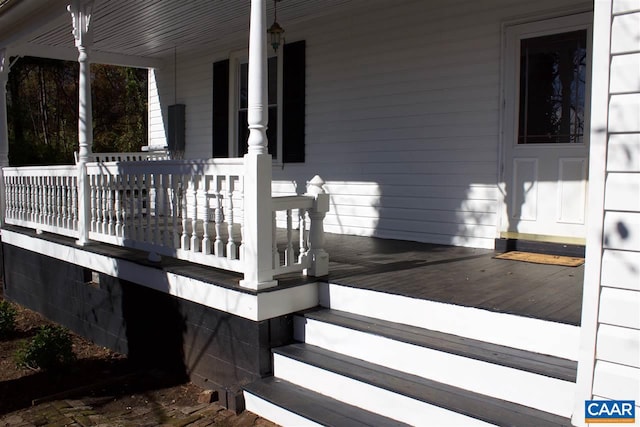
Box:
[232,53,282,159]
[212,41,305,163]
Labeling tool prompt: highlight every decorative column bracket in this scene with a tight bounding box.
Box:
[69,0,94,246]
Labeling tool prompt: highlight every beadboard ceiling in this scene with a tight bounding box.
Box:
[1,0,370,68]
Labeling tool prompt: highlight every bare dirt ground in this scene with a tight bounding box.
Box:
[0,288,278,426]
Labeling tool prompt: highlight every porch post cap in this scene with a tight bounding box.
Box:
[306,175,326,195]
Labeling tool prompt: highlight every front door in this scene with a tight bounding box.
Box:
[501,13,592,243]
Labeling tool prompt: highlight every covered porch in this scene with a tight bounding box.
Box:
[3,0,627,424]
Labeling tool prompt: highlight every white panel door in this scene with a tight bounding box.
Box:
[501,14,592,242]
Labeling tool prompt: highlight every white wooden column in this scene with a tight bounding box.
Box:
[240,0,277,290]
[0,49,10,227]
[69,0,94,245]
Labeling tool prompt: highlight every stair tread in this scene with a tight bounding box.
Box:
[245,376,410,427]
[301,307,577,382]
[275,342,572,427]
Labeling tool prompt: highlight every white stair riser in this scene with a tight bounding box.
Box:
[296,317,575,417]
[244,391,324,427]
[273,354,496,427]
[320,283,580,361]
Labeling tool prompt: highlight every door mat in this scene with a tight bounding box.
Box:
[494,251,584,267]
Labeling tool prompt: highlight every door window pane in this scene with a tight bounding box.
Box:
[518,30,587,144]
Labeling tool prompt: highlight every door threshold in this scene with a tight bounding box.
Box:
[496,234,585,258]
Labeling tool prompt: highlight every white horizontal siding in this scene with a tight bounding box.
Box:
[599,287,640,330]
[602,250,640,291]
[609,94,640,133]
[608,134,640,172]
[583,5,640,420]
[610,53,640,93]
[610,12,640,54]
[596,324,640,368]
[603,212,640,251]
[604,173,640,211]
[157,0,591,248]
[612,0,640,14]
[593,361,640,403]
[289,0,584,248]
[147,68,167,149]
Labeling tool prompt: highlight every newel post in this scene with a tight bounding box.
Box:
[69,0,94,246]
[305,176,329,276]
[240,0,277,290]
[0,49,9,227]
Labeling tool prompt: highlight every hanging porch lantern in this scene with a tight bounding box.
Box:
[267,0,284,52]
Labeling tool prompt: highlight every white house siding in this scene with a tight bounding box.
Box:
[147,69,167,150]
[574,1,640,423]
[153,0,592,249]
[595,0,640,407]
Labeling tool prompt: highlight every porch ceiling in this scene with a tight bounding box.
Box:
[0,0,370,68]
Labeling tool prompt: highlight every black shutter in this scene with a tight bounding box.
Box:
[283,40,305,163]
[212,59,229,158]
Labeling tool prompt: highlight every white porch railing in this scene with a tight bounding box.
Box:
[3,165,79,238]
[1,158,329,288]
[85,159,246,272]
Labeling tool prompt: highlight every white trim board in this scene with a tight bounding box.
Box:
[1,229,319,321]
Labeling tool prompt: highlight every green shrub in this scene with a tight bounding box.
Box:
[15,325,76,371]
[0,300,17,338]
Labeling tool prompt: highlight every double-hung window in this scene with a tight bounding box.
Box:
[212,41,305,163]
[234,54,282,159]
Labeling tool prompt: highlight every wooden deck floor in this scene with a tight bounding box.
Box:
[3,226,584,326]
[321,233,583,326]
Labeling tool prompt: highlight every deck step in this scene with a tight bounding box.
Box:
[295,308,576,417]
[273,342,572,427]
[298,308,577,382]
[319,282,580,361]
[244,377,409,427]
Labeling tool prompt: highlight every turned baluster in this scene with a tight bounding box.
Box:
[89,174,97,232]
[298,208,308,264]
[226,177,237,260]
[180,176,189,250]
[153,174,161,245]
[285,209,294,266]
[202,178,212,255]
[114,175,122,237]
[136,174,144,241]
[213,182,224,257]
